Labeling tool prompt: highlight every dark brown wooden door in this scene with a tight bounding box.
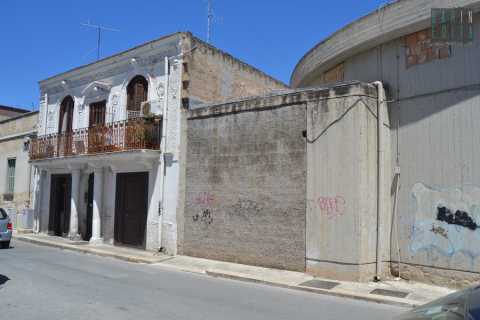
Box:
[59,96,74,133]
[88,101,107,153]
[89,100,106,127]
[58,96,74,156]
[127,76,148,117]
[114,172,149,248]
[48,174,72,237]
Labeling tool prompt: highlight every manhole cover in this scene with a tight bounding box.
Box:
[300,279,340,290]
[370,288,409,298]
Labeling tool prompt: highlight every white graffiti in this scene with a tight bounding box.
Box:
[409,183,480,263]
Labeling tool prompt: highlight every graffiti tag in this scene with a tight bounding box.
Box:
[192,209,213,226]
[194,192,215,206]
[308,196,346,219]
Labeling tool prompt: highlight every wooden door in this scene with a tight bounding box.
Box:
[48,174,72,237]
[89,101,106,127]
[114,172,149,248]
[88,101,107,153]
[58,96,74,156]
[127,76,148,118]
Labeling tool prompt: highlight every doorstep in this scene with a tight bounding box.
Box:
[13,232,172,264]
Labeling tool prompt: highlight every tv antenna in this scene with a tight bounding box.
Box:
[81,20,119,61]
[207,0,214,43]
[206,0,223,44]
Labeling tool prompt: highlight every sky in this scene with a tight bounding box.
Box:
[0,0,387,110]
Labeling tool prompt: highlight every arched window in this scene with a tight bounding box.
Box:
[127,75,148,118]
[59,96,74,133]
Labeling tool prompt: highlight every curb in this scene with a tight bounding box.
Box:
[14,235,418,308]
[205,271,418,308]
[13,235,170,264]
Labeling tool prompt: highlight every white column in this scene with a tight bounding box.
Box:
[68,169,81,240]
[90,167,104,245]
[32,167,43,233]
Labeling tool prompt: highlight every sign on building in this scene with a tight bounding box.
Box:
[431,8,474,43]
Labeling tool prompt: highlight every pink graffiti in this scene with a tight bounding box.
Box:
[194,192,215,206]
[309,196,346,219]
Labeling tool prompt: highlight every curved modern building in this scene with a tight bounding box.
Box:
[292,0,480,286]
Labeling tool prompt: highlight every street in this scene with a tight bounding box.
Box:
[1,240,406,320]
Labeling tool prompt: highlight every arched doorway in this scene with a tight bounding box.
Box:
[126,75,148,119]
[58,96,74,156]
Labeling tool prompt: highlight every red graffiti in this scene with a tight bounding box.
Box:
[194,192,215,206]
[309,196,346,219]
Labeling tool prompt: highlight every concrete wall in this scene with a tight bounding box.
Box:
[184,93,306,271]
[182,83,384,278]
[305,84,386,282]
[294,8,480,287]
[0,112,38,226]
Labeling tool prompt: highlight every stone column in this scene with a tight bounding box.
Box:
[32,167,44,233]
[68,169,81,240]
[90,167,104,245]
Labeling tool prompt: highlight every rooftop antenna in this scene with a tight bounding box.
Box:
[81,20,119,61]
[207,0,213,43]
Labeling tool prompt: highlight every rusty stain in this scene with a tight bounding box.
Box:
[430,224,448,239]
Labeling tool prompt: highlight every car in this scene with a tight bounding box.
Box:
[0,208,12,249]
[397,284,480,320]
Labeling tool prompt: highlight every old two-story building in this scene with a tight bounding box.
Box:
[30,32,286,253]
[0,106,38,229]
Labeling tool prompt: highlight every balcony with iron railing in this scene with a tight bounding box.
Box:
[29,116,162,161]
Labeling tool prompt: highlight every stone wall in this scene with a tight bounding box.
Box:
[184,93,306,271]
[184,35,288,108]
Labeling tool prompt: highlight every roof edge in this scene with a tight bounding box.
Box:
[39,32,184,85]
[290,0,480,87]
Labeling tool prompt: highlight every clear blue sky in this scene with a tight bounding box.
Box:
[0,0,386,110]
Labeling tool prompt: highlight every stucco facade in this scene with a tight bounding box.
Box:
[0,110,38,228]
[291,0,480,288]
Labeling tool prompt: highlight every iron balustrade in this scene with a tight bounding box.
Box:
[29,117,161,160]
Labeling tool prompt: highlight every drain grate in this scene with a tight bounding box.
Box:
[370,288,409,298]
[300,279,340,290]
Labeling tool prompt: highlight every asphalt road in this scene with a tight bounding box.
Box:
[1,240,406,320]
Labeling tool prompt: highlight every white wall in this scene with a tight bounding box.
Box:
[35,34,184,253]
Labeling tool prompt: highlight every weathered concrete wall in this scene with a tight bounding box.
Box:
[183,83,384,277]
[184,93,306,271]
[293,7,480,287]
[305,83,387,282]
[184,35,288,109]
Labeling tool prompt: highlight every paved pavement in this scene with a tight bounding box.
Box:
[1,240,406,320]
[15,232,452,307]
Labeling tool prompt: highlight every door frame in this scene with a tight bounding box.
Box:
[48,174,72,237]
[114,171,149,249]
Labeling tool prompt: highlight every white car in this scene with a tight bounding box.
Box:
[0,208,12,249]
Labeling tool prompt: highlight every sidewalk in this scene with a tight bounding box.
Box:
[14,233,453,308]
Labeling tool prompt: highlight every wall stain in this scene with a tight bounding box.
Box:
[430,224,448,239]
